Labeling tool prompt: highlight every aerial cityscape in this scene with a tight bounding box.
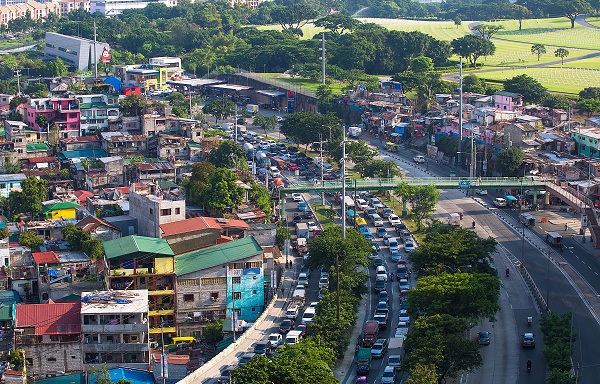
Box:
[0,0,598,383]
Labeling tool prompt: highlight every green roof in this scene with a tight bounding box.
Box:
[26,143,49,152]
[79,102,108,109]
[175,237,262,276]
[495,91,521,98]
[0,127,5,136]
[103,235,174,260]
[42,201,81,213]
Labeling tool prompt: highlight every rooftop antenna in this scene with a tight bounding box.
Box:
[93,21,98,79]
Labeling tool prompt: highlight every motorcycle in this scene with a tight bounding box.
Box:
[505,268,510,277]
[472,221,476,229]
[527,316,532,326]
[527,360,532,372]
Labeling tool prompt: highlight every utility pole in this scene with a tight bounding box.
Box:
[14,69,21,96]
[321,33,326,85]
[470,125,475,178]
[160,319,166,384]
[458,57,463,170]
[338,127,347,322]
[320,134,324,205]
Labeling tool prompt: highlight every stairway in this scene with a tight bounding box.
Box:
[585,207,600,249]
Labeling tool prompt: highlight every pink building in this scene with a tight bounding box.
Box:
[493,91,523,113]
[26,97,80,139]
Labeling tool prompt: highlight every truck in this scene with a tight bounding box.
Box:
[363,320,380,347]
[295,222,309,239]
[344,196,355,209]
[348,126,362,138]
[291,287,305,309]
[356,347,372,376]
[246,104,259,115]
[285,330,303,345]
[387,338,404,372]
[448,213,461,226]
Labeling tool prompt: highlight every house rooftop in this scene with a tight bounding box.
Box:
[103,235,174,260]
[175,236,262,276]
[32,251,60,265]
[495,91,522,98]
[80,290,148,314]
[160,216,221,237]
[15,302,81,335]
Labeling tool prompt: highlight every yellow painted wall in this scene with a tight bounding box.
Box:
[49,208,76,220]
[155,257,174,274]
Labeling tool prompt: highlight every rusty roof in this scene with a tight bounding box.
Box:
[16,302,81,335]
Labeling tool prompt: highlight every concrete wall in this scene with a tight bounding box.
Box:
[44,32,108,72]
[163,229,221,255]
[22,342,82,376]
[129,192,186,238]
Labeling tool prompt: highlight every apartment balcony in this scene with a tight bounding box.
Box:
[148,289,174,296]
[110,268,154,276]
[84,362,149,371]
[81,323,148,333]
[83,341,149,353]
[148,309,174,317]
[149,326,176,334]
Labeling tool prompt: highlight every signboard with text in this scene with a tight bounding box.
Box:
[287,91,295,113]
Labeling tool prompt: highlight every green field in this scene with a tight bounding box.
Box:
[359,18,471,41]
[476,66,600,94]
[586,16,600,28]
[261,73,346,93]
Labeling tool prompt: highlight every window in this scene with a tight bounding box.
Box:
[47,357,56,362]
[149,208,153,215]
[232,292,241,300]
[175,208,181,215]
[106,335,114,342]
[232,277,241,284]
[178,279,198,286]
[210,292,219,300]
[161,208,172,216]
[253,290,257,294]
[201,277,226,285]
[183,294,194,302]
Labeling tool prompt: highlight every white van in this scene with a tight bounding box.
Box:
[388,237,399,254]
[269,166,281,178]
[286,305,299,320]
[301,307,316,324]
[413,155,426,163]
[376,266,388,282]
[372,214,384,227]
[493,197,507,207]
[285,330,303,345]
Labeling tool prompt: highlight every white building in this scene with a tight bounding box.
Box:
[81,290,150,370]
[90,0,177,16]
[44,32,109,72]
[76,94,120,135]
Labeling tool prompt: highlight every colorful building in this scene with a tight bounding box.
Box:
[493,91,523,113]
[41,201,80,220]
[103,235,176,338]
[26,97,81,138]
[76,94,120,136]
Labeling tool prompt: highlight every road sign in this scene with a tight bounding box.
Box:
[459,180,470,189]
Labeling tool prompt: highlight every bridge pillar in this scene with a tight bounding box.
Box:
[532,190,537,205]
[544,192,550,206]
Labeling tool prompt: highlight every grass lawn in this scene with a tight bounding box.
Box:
[586,16,600,28]
[262,73,348,94]
[562,56,600,69]
[0,36,36,50]
[479,40,595,67]
[360,18,472,41]
[475,66,600,94]
[311,203,338,230]
[490,18,600,50]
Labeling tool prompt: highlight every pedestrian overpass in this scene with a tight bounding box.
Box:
[282,176,547,193]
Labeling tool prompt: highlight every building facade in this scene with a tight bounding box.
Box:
[81,290,149,370]
[128,185,185,238]
[90,0,177,16]
[26,97,81,138]
[76,94,120,136]
[44,32,109,72]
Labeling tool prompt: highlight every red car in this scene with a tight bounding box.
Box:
[288,163,299,171]
[295,324,307,337]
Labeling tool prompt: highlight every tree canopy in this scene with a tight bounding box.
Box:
[7,176,47,217]
[451,35,496,68]
[496,146,525,176]
[395,182,440,230]
[504,74,548,103]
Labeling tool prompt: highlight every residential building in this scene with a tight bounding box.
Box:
[26,97,81,138]
[81,290,149,370]
[0,173,26,198]
[60,135,102,152]
[5,120,40,160]
[41,201,80,220]
[103,235,176,338]
[113,57,182,91]
[101,132,148,157]
[572,127,600,158]
[75,215,121,241]
[85,156,124,191]
[493,91,523,112]
[0,2,60,23]
[503,123,538,147]
[174,237,265,337]
[159,216,224,255]
[76,94,120,136]
[44,32,109,72]
[132,162,176,184]
[15,301,82,376]
[58,0,90,14]
[0,290,19,328]
[128,184,185,238]
[148,134,189,160]
[90,0,177,16]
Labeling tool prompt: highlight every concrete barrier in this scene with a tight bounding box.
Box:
[177,296,278,384]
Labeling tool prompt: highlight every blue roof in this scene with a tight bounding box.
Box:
[103,76,122,93]
[60,149,107,159]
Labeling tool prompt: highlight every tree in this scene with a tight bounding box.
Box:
[531,43,546,61]
[576,98,600,117]
[409,224,497,277]
[62,223,104,260]
[248,182,272,217]
[403,314,483,382]
[275,223,290,249]
[8,176,47,216]
[512,4,532,30]
[579,87,600,99]
[19,231,44,252]
[451,35,496,68]
[496,146,525,176]
[90,364,112,384]
[395,184,440,231]
[201,168,244,213]
[406,363,439,384]
[252,114,277,137]
[472,24,504,40]
[202,320,224,345]
[504,74,548,103]
[269,3,318,36]
[24,83,48,98]
[453,16,461,28]
[0,227,8,240]
[279,112,341,150]
[542,94,573,110]
[306,226,371,274]
[202,99,236,122]
[554,48,569,65]
[463,74,486,94]
[345,140,377,165]
[119,94,148,117]
[554,0,592,28]
[180,161,215,206]
[44,58,68,77]
[313,14,359,38]
[35,114,49,131]
[207,140,247,169]
[410,56,434,73]
[354,159,400,178]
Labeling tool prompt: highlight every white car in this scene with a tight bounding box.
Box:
[475,189,488,195]
[268,333,282,348]
[404,241,415,253]
[388,214,401,226]
[413,155,425,163]
[318,277,329,289]
[307,221,318,232]
[292,193,302,202]
[398,309,411,324]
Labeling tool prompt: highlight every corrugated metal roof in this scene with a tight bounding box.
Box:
[103,235,174,260]
[175,236,262,276]
[16,302,81,335]
[135,162,175,171]
[32,251,60,265]
[160,216,221,237]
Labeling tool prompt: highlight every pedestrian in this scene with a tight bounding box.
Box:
[565,224,568,231]
[280,286,284,295]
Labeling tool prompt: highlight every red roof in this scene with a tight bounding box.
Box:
[16,302,81,335]
[31,251,60,265]
[102,186,130,195]
[74,190,94,205]
[60,135,99,144]
[160,216,221,237]
[27,156,57,164]
[76,215,121,234]
[204,217,250,230]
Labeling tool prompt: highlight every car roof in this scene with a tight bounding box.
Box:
[524,332,534,337]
